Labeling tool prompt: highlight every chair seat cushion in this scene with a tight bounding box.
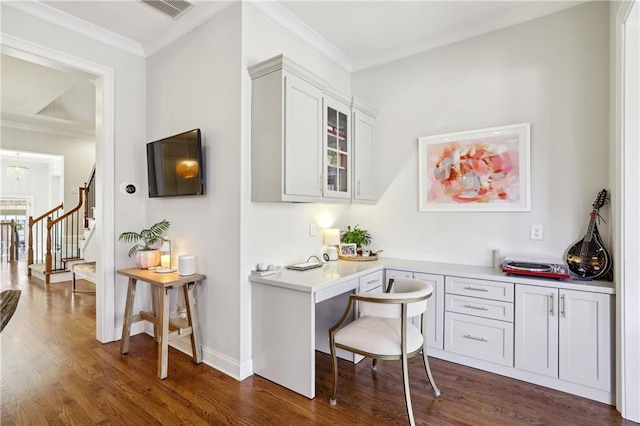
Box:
[334,316,423,356]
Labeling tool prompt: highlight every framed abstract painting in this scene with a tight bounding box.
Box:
[418,123,530,212]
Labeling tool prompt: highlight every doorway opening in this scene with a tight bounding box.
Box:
[1,35,116,344]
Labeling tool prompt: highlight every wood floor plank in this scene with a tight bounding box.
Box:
[1,261,636,426]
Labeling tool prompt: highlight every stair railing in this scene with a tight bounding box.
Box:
[45,187,86,283]
[84,165,96,229]
[28,203,63,275]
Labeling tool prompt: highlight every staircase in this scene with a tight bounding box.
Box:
[28,167,96,284]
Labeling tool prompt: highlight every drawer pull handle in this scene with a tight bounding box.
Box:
[463,334,488,342]
[366,279,379,285]
[463,286,489,292]
[463,304,488,311]
[549,293,555,316]
[561,294,566,317]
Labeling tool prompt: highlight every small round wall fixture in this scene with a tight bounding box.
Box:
[176,160,199,178]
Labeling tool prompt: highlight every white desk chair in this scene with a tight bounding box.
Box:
[328,277,441,426]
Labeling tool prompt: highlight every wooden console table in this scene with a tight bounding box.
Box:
[117,268,205,379]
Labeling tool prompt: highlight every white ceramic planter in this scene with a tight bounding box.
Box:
[135,250,160,269]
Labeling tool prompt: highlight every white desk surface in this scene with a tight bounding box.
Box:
[249,257,615,295]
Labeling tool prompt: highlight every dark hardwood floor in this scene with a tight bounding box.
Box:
[1,261,635,425]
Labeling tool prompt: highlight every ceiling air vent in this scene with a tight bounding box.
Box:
[141,0,195,20]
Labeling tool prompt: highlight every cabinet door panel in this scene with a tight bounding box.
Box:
[559,290,612,391]
[515,284,559,377]
[352,110,376,202]
[284,75,323,197]
[415,272,445,350]
[323,97,351,199]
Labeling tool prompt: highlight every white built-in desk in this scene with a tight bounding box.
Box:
[250,258,615,402]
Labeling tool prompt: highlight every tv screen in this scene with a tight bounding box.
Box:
[147,129,204,197]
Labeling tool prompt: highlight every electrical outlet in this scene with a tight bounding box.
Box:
[530,224,543,240]
[309,221,317,236]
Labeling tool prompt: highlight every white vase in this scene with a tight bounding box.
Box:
[136,250,160,269]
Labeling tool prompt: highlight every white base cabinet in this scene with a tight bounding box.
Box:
[515,284,613,393]
[444,277,514,367]
[383,269,614,404]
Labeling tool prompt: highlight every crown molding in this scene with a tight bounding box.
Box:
[352,1,585,72]
[249,1,353,73]
[144,2,233,57]
[4,0,145,58]
[1,119,95,140]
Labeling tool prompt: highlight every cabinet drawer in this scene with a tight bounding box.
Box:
[315,278,359,304]
[445,294,514,322]
[445,312,514,367]
[446,276,514,302]
[359,271,384,293]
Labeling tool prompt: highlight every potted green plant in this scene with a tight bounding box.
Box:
[340,225,372,255]
[119,219,170,269]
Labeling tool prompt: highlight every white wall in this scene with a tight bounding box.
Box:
[239,3,353,374]
[146,4,244,376]
[350,2,610,267]
[1,4,147,337]
[611,0,640,420]
[0,128,94,212]
[0,157,51,215]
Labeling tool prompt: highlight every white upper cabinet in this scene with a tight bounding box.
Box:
[352,98,377,203]
[249,55,377,203]
[284,74,324,199]
[249,59,323,202]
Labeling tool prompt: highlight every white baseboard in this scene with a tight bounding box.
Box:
[125,324,253,381]
[114,321,146,341]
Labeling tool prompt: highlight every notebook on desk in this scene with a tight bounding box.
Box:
[286,262,323,271]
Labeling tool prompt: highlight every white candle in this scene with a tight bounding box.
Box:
[160,254,171,269]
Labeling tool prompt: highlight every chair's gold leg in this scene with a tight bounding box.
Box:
[402,351,415,426]
[329,333,338,405]
[422,342,441,398]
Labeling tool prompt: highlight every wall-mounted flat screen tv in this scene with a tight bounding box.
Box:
[147,129,204,198]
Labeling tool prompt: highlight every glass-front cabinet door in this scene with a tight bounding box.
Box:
[323,97,351,199]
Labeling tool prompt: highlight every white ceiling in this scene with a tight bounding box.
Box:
[1,54,97,138]
[1,0,585,137]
